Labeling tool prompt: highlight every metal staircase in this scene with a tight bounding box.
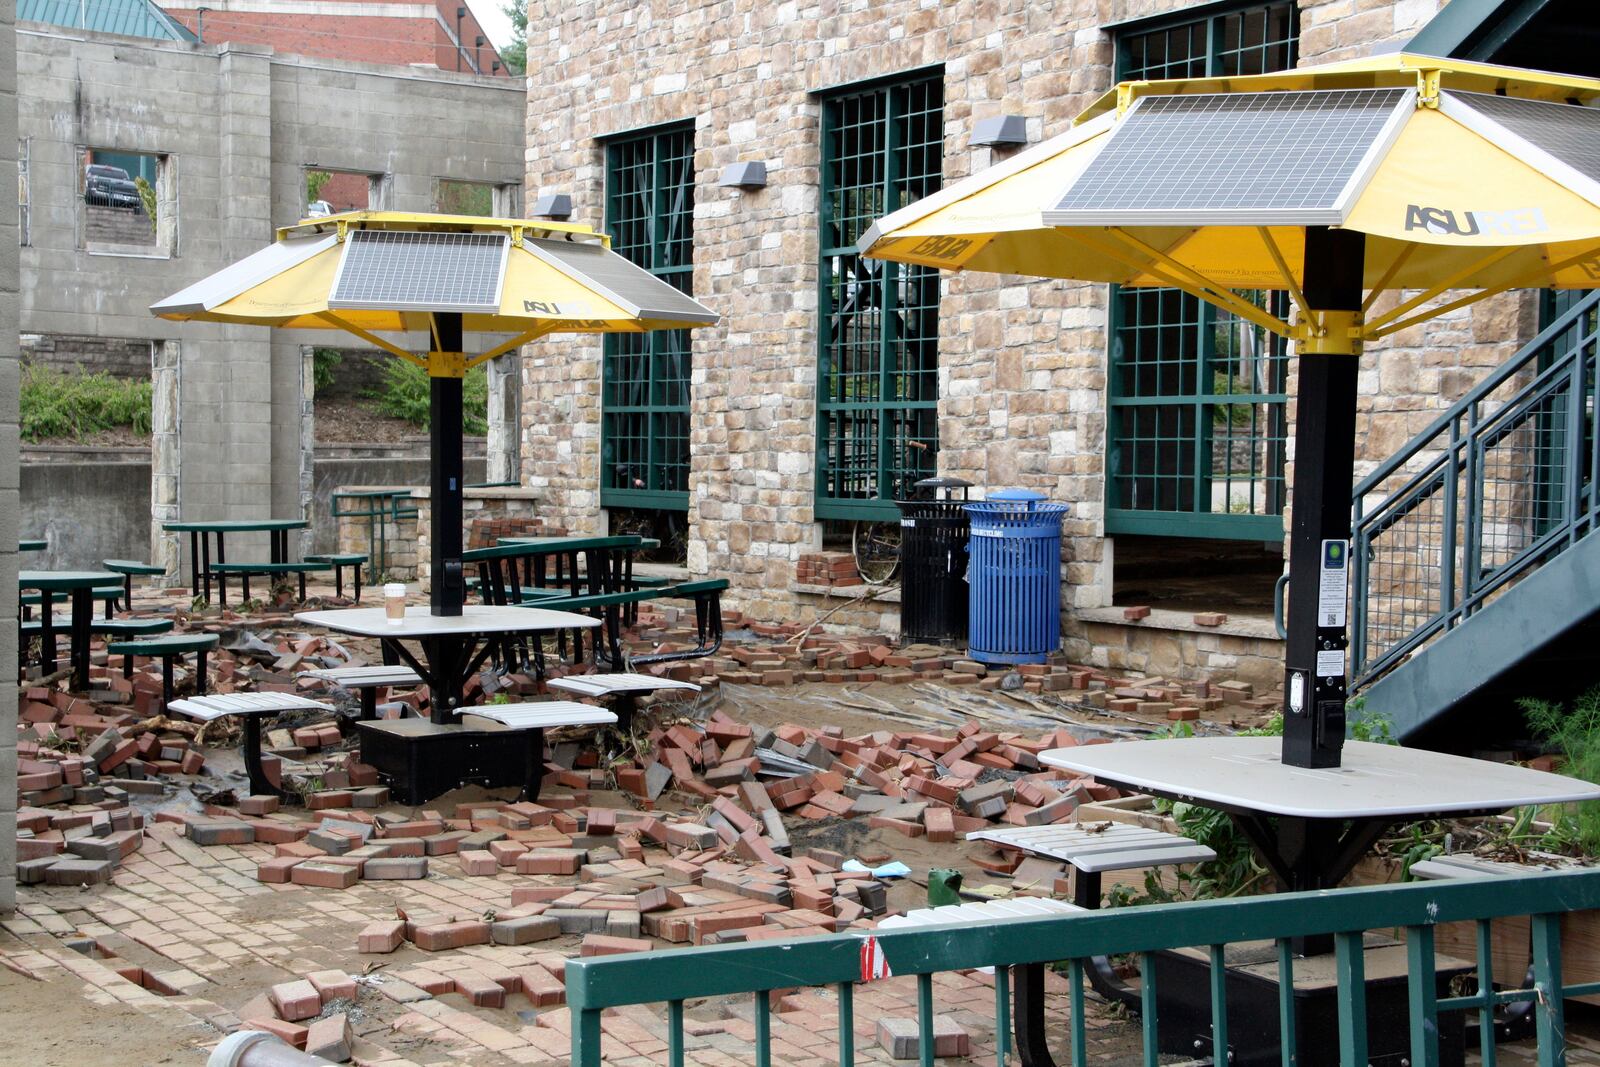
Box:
[1352,291,1600,741]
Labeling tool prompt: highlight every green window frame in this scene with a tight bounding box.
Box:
[601,122,696,511]
[816,72,943,521]
[1106,1,1299,541]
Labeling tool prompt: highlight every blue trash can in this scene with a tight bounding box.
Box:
[965,489,1068,665]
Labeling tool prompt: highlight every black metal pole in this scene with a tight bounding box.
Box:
[431,312,466,616]
[1281,227,1365,770]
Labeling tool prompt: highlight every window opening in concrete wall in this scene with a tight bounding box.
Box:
[434,178,495,216]
[18,138,28,246]
[1106,1,1297,613]
[599,121,695,527]
[304,166,381,218]
[816,72,942,522]
[81,148,171,256]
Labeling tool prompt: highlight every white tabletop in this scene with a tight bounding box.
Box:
[1040,737,1600,820]
[295,604,599,638]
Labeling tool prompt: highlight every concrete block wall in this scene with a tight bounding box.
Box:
[2,0,20,915]
[516,0,1542,676]
[16,24,525,579]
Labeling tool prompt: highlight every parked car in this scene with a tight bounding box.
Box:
[305,200,334,218]
[84,164,141,210]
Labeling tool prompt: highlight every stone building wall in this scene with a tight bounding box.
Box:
[519,0,1541,678]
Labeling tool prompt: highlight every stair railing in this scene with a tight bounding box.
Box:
[1352,291,1599,687]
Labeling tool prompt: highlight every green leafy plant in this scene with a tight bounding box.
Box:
[312,348,342,393]
[365,359,489,435]
[1520,684,1600,855]
[20,365,152,442]
[306,169,333,205]
[134,176,158,233]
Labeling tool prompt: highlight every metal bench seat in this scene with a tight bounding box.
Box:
[102,559,166,609]
[298,664,425,720]
[167,693,334,798]
[549,674,701,697]
[303,553,369,601]
[966,823,1218,874]
[108,632,221,706]
[209,561,333,606]
[879,896,1083,930]
[460,701,618,730]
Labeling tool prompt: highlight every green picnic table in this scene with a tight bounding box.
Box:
[19,540,47,553]
[161,519,310,603]
[19,569,121,689]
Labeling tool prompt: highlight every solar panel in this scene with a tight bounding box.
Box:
[1044,88,1412,226]
[330,230,508,313]
[1450,91,1600,189]
[525,238,717,324]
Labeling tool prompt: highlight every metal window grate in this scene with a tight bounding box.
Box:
[1108,1,1297,541]
[601,123,695,510]
[817,74,943,520]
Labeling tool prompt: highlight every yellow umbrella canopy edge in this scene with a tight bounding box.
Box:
[862,61,1600,346]
[1073,52,1600,126]
[152,212,718,371]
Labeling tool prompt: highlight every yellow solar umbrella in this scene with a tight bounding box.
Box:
[861,54,1600,770]
[154,211,717,614]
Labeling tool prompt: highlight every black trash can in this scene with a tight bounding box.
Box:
[895,477,973,645]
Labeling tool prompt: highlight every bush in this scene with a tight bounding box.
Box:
[1521,685,1600,855]
[312,348,343,393]
[20,365,152,442]
[366,359,489,435]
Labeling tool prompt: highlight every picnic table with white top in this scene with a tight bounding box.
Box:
[1041,736,1600,951]
[296,604,598,722]
[19,569,121,689]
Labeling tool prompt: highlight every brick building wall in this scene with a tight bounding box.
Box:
[164,0,510,76]
[518,0,1540,681]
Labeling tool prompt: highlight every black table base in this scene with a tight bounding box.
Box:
[356,719,545,805]
[382,634,510,723]
[1146,940,1470,1067]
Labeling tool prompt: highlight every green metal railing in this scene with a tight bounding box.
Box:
[1351,290,1599,686]
[329,489,418,582]
[569,869,1600,1067]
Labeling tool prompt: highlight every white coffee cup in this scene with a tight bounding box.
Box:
[383,583,407,624]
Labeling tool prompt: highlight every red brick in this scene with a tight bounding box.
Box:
[458,849,499,877]
[580,934,653,957]
[454,971,506,1007]
[270,979,321,1021]
[241,1018,308,1048]
[257,857,304,884]
[290,861,359,889]
[412,920,489,952]
[358,920,405,954]
[306,969,357,1004]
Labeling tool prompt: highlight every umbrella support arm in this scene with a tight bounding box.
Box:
[1281,227,1365,770]
[430,313,467,616]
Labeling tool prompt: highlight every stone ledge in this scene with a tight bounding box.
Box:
[787,581,902,604]
[1075,605,1281,641]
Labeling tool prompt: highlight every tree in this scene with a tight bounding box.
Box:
[499,0,526,75]
[134,176,158,234]
[306,169,333,206]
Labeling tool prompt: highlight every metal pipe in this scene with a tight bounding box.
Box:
[208,1031,336,1067]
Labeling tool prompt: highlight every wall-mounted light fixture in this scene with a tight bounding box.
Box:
[718,161,767,189]
[531,193,573,220]
[970,115,1029,148]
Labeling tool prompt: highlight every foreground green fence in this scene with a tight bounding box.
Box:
[567,869,1600,1067]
